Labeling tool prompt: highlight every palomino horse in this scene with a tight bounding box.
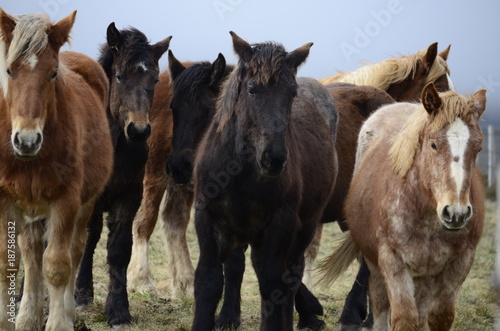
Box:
[192,32,338,331]
[74,23,171,328]
[0,10,113,331]
[320,83,486,331]
[313,42,454,330]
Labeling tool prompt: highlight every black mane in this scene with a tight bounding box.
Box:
[98,27,156,80]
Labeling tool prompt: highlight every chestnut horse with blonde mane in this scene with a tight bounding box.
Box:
[308,42,454,330]
[320,83,485,330]
[319,42,452,101]
[0,9,113,331]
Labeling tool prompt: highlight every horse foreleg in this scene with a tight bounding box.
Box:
[66,199,94,320]
[377,245,418,331]
[216,246,246,329]
[160,179,194,298]
[75,212,103,307]
[427,249,475,331]
[338,257,371,331]
[0,210,20,331]
[303,223,323,291]
[192,209,224,331]
[127,171,167,295]
[44,198,79,331]
[16,221,44,331]
[104,193,141,329]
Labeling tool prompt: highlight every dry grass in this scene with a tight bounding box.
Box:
[75,200,498,330]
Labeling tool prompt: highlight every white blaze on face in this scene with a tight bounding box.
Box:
[447,74,455,91]
[138,62,148,72]
[27,54,38,69]
[446,118,470,196]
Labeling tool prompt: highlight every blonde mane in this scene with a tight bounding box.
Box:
[319,48,449,90]
[0,13,53,97]
[389,91,476,177]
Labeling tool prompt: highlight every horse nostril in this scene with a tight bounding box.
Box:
[466,205,473,220]
[36,132,42,145]
[13,132,21,146]
[441,205,451,222]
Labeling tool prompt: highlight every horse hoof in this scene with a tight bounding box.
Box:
[215,315,241,329]
[75,291,93,307]
[106,309,132,329]
[298,317,325,330]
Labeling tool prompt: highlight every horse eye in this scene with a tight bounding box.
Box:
[6,68,12,77]
[431,142,437,151]
[115,73,122,83]
[247,83,256,96]
[51,71,58,80]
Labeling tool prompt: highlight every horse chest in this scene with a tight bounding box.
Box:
[387,218,457,277]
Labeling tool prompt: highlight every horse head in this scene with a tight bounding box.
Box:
[166,51,230,184]
[0,10,76,159]
[101,23,170,143]
[229,31,312,177]
[421,84,485,230]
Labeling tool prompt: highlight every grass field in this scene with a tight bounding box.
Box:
[75,200,498,330]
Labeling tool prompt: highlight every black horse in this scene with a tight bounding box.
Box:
[191,32,338,331]
[75,23,170,328]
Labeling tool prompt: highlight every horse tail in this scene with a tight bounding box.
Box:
[316,231,360,288]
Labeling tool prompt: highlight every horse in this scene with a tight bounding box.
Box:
[319,42,452,101]
[312,42,454,331]
[0,9,113,331]
[127,57,197,298]
[319,83,486,331]
[191,31,338,331]
[74,23,171,328]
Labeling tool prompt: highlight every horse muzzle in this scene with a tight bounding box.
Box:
[12,130,43,160]
[166,151,194,184]
[125,121,151,143]
[259,150,288,178]
[439,204,473,231]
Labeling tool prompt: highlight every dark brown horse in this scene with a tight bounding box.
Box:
[0,10,113,331]
[320,84,485,330]
[75,23,170,328]
[192,32,338,331]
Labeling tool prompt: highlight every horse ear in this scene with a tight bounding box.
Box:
[423,42,438,71]
[230,31,252,62]
[286,42,313,71]
[0,9,16,44]
[49,10,77,50]
[210,53,226,88]
[421,82,442,115]
[472,89,487,118]
[439,44,451,61]
[152,36,172,62]
[106,22,122,53]
[168,50,185,81]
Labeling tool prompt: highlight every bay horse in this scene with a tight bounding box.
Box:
[74,23,171,328]
[320,83,486,331]
[0,9,113,331]
[192,32,338,331]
